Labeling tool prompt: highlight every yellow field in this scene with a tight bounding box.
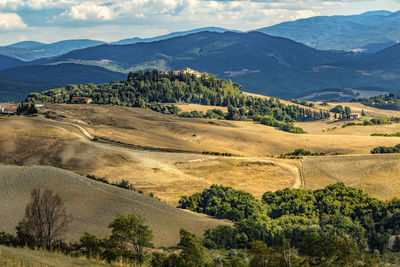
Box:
[174,103,227,113]
[314,101,400,117]
[303,154,400,200]
[1,102,400,205]
[0,165,229,247]
[0,246,111,267]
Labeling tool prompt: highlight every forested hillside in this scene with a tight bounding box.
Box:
[357,94,400,110]
[27,70,330,130]
[180,183,400,255]
[4,31,400,101]
[0,55,24,71]
[0,64,126,102]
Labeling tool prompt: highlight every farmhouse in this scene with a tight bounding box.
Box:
[71,97,93,104]
[173,67,203,78]
[349,113,360,120]
[0,104,18,115]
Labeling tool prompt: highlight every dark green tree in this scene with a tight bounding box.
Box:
[393,236,400,252]
[108,213,153,263]
[178,229,212,267]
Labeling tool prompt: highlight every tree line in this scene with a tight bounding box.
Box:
[180,183,400,258]
[371,144,400,154]
[26,70,330,130]
[356,94,400,111]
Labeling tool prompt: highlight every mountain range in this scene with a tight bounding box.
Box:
[259,10,400,52]
[1,11,400,102]
[0,27,230,62]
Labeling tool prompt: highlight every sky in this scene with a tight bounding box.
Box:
[0,0,400,45]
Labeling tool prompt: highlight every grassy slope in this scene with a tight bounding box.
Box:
[2,103,400,204]
[303,154,400,201]
[0,246,110,267]
[0,114,298,204]
[313,101,400,118]
[0,165,229,247]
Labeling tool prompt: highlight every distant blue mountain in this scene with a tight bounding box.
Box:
[0,39,106,61]
[112,27,232,45]
[0,63,126,102]
[2,31,370,101]
[8,41,44,49]
[9,31,400,101]
[0,28,231,61]
[257,10,400,52]
[0,55,24,70]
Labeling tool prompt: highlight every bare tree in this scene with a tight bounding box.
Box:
[17,188,71,249]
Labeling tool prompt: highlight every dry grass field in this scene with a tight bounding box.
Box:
[314,101,400,117]
[0,246,111,267]
[174,103,227,113]
[1,102,400,207]
[36,104,400,156]
[0,115,299,204]
[303,154,400,200]
[0,165,230,247]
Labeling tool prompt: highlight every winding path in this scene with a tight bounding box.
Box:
[37,116,304,190]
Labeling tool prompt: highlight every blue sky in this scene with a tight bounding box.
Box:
[0,0,400,45]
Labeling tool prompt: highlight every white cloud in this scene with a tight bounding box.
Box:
[0,0,22,9]
[0,0,399,45]
[63,2,116,20]
[0,12,27,30]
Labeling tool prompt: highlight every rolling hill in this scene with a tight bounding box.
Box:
[38,31,371,98]
[0,39,106,61]
[0,29,229,61]
[3,31,400,101]
[53,31,354,70]
[3,103,400,203]
[0,55,24,71]
[258,10,400,52]
[112,27,230,45]
[0,165,229,247]
[0,64,126,102]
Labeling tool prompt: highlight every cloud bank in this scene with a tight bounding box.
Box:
[0,0,399,44]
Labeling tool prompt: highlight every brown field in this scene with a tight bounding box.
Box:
[0,113,299,204]
[303,154,400,200]
[174,103,227,113]
[0,165,230,247]
[314,101,400,117]
[1,102,400,207]
[0,246,111,267]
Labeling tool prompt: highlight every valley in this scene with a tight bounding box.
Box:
[2,8,400,264]
[2,101,400,205]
